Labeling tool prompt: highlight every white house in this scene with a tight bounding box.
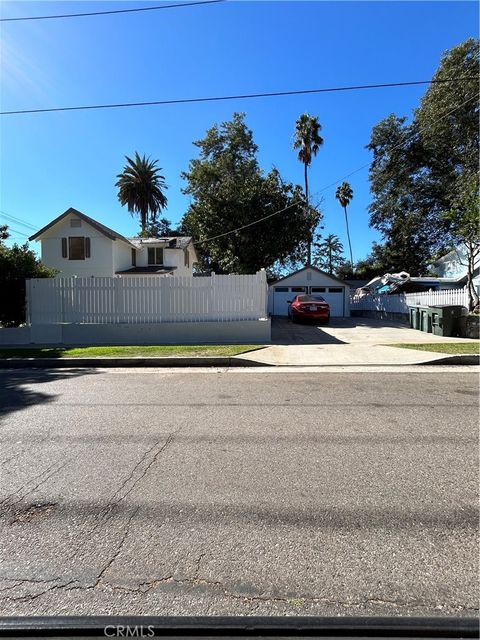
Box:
[29,208,198,278]
[268,266,350,317]
[430,245,480,292]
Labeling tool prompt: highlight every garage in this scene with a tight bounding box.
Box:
[268,266,350,317]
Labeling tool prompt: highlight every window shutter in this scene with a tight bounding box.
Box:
[131,248,136,266]
[85,237,91,258]
[62,238,67,258]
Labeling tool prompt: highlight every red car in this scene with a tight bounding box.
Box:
[287,294,330,324]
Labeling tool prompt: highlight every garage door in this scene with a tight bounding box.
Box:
[272,286,345,317]
[310,286,345,317]
[271,286,306,316]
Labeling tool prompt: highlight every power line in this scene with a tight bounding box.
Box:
[1,78,476,116]
[196,92,479,246]
[0,0,225,22]
[3,227,30,238]
[0,210,39,231]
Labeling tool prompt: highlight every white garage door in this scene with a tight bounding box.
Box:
[271,286,307,316]
[272,285,345,317]
[309,286,345,317]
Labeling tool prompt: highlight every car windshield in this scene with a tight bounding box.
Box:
[297,295,326,302]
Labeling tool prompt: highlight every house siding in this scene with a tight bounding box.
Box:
[40,214,115,277]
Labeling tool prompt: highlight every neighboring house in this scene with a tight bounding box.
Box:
[431,246,480,292]
[268,266,350,317]
[29,208,198,278]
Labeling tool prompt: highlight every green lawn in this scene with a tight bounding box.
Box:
[387,342,480,355]
[0,345,264,359]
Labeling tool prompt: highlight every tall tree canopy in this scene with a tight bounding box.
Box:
[180,113,320,273]
[335,181,354,265]
[313,234,345,275]
[367,38,479,274]
[293,113,324,265]
[116,152,168,232]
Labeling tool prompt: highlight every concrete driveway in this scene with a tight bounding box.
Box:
[236,317,478,366]
[271,316,474,345]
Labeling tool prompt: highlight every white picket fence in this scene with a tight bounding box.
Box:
[26,272,268,325]
[350,287,469,314]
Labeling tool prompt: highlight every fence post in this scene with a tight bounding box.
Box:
[25,279,31,326]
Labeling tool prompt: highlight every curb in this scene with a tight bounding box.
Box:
[418,354,479,366]
[0,355,477,369]
[0,356,270,369]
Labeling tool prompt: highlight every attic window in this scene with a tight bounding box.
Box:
[70,219,82,227]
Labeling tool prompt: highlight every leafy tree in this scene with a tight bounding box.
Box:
[313,234,345,275]
[335,182,354,264]
[0,228,57,327]
[443,174,480,311]
[181,113,320,273]
[367,39,479,273]
[139,217,177,238]
[116,152,168,232]
[293,113,324,265]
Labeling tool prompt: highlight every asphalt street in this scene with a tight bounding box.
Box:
[0,367,478,617]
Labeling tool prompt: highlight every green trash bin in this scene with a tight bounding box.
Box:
[430,305,467,337]
[419,307,432,333]
[409,306,420,330]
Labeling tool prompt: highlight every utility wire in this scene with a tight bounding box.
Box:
[3,227,30,238]
[1,78,476,116]
[0,210,39,230]
[0,0,225,22]
[195,92,479,246]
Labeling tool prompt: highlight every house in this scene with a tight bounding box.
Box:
[29,208,198,278]
[268,266,350,317]
[430,246,480,293]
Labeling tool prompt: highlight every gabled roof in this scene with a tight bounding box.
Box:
[29,207,137,249]
[270,265,349,287]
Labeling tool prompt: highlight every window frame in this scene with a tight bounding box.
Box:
[328,287,344,293]
[68,237,86,261]
[147,247,164,265]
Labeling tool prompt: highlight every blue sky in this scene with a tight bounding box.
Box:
[1,1,478,262]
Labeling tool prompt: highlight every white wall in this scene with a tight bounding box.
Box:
[0,320,271,345]
[133,245,194,275]
[38,214,115,277]
[113,240,135,274]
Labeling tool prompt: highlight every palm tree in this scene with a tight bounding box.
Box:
[116,152,168,232]
[335,181,354,265]
[293,114,324,265]
[314,233,345,275]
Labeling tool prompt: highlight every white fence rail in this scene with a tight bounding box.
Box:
[350,287,469,314]
[27,272,268,325]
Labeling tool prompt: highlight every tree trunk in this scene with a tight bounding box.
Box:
[466,241,479,312]
[304,163,311,266]
[344,206,353,266]
[141,209,147,232]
